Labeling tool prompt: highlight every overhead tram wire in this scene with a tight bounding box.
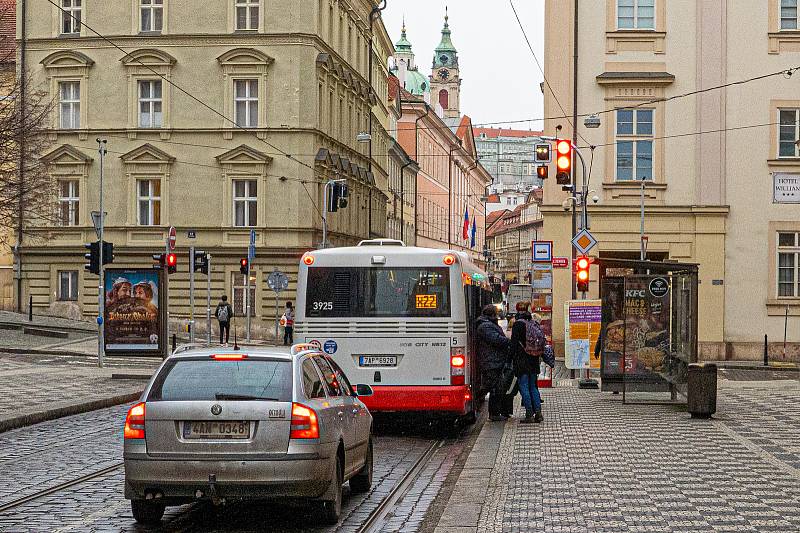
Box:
[45,0,329,217]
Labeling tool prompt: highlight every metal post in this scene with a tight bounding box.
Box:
[321,180,330,249]
[189,246,195,344]
[640,177,646,261]
[245,259,251,342]
[764,334,769,366]
[97,139,107,368]
[275,292,280,341]
[784,305,789,360]
[206,254,212,346]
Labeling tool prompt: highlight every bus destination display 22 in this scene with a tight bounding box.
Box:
[305,267,450,318]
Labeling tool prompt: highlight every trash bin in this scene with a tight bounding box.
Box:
[687,363,717,419]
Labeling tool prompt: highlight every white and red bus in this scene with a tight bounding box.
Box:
[295,240,494,421]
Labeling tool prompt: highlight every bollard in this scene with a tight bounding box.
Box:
[687,363,717,419]
[171,334,176,355]
[764,334,768,367]
[28,295,32,321]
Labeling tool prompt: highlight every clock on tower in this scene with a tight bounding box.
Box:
[438,69,450,80]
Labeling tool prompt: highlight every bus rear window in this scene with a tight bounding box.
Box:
[305,267,451,318]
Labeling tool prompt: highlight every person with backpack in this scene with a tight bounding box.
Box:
[476,304,512,421]
[511,304,545,423]
[214,295,234,346]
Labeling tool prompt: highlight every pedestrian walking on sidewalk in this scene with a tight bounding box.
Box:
[476,304,512,422]
[214,295,234,346]
[282,301,295,346]
[512,304,545,423]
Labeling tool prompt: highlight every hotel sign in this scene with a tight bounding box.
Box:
[773,173,800,203]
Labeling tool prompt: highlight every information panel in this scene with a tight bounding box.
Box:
[564,300,602,370]
[104,268,164,355]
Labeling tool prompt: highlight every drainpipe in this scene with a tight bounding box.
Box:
[17,0,27,312]
[413,103,430,244]
[399,160,412,243]
[367,1,386,238]
[447,146,455,248]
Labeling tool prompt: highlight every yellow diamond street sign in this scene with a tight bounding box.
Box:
[571,229,598,255]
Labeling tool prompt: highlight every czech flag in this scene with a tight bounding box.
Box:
[462,205,470,241]
[470,217,477,248]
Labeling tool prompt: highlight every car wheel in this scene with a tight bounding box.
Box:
[349,438,373,493]
[318,454,343,525]
[131,499,165,526]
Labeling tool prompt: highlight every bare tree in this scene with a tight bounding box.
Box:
[0,4,58,249]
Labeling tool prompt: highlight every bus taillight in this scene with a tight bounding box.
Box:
[451,348,465,386]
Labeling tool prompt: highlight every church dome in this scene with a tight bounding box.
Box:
[404,69,429,97]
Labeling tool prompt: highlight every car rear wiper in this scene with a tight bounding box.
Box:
[214,394,281,401]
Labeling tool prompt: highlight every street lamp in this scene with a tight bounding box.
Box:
[357,132,372,143]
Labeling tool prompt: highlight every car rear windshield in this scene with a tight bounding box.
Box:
[147,358,293,402]
[305,267,451,318]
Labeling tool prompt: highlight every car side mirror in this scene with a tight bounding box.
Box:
[354,384,374,397]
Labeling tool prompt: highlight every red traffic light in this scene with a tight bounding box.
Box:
[576,256,590,270]
[536,165,548,179]
[240,257,249,275]
[576,255,590,292]
[166,253,177,267]
[240,258,248,268]
[556,140,571,156]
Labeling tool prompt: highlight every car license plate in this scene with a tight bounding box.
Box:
[184,421,250,439]
[359,355,397,367]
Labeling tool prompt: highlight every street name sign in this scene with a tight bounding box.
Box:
[552,257,569,268]
[571,229,597,255]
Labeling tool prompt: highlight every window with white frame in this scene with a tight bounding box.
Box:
[137,179,162,226]
[231,272,256,316]
[778,232,800,297]
[233,179,257,227]
[59,81,80,129]
[58,180,79,226]
[140,0,163,32]
[617,0,654,30]
[138,80,163,128]
[779,109,799,158]
[234,80,258,128]
[61,0,82,35]
[235,0,259,31]
[58,271,79,301]
[781,0,799,30]
[615,108,653,181]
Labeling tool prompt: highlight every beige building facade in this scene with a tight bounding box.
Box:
[543,0,800,360]
[19,0,395,328]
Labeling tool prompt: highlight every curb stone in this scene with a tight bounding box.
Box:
[0,391,143,434]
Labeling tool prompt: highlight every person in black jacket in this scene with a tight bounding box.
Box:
[511,304,544,423]
[476,305,512,421]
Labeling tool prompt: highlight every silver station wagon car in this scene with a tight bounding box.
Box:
[123,344,374,526]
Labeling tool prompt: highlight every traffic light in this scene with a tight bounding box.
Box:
[327,182,350,212]
[193,250,209,274]
[576,255,590,293]
[537,165,548,180]
[534,143,551,163]
[102,241,114,266]
[240,257,249,275]
[555,139,573,185]
[84,241,100,275]
[166,253,177,274]
[152,253,165,270]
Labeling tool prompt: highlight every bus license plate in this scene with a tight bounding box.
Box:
[184,421,250,439]
[359,356,397,367]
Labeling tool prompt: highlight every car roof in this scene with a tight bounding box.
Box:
[167,345,319,362]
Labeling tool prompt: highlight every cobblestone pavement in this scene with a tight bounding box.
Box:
[436,378,800,533]
[0,405,477,532]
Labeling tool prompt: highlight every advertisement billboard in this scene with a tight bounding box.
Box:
[104,268,164,355]
[564,300,602,370]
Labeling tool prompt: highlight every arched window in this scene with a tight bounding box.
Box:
[438,89,449,109]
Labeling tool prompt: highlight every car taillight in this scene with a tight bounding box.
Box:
[124,402,146,440]
[451,347,465,386]
[290,403,319,439]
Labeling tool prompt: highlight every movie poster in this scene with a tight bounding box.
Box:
[104,269,162,353]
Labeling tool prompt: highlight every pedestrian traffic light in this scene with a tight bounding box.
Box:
[576,255,590,293]
[166,253,177,274]
[152,253,165,270]
[555,139,573,185]
[193,250,209,274]
[84,241,100,275]
[534,143,551,163]
[240,257,249,275]
[537,165,548,180]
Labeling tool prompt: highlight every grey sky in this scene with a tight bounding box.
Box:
[382,0,545,131]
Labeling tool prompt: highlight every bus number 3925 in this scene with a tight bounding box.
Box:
[312,302,333,311]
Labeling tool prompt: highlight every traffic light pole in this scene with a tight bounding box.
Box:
[189,246,195,344]
[245,259,251,342]
[97,139,107,368]
[206,254,212,346]
[321,180,330,249]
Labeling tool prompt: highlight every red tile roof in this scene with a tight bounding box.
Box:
[486,210,505,225]
[486,193,501,204]
[473,127,543,139]
[388,74,400,101]
[0,0,14,65]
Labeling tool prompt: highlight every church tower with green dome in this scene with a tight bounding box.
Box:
[391,19,430,99]
[430,8,461,119]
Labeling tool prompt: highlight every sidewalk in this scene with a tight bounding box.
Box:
[434,377,800,532]
[0,352,161,433]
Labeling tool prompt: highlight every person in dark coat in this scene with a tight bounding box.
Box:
[511,304,544,423]
[476,304,512,421]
